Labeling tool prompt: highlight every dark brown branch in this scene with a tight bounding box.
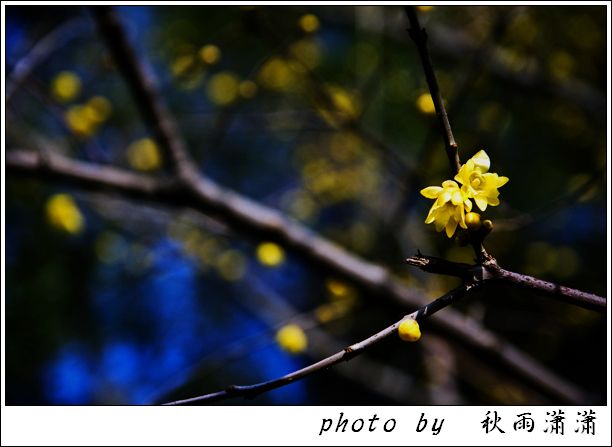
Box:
[7,147,590,404]
[89,6,197,180]
[492,267,607,312]
[405,6,460,175]
[407,252,606,313]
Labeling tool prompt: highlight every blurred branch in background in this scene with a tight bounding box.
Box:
[6,138,597,405]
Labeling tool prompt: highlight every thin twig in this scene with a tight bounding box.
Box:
[163,282,476,405]
[405,6,460,175]
[407,252,606,313]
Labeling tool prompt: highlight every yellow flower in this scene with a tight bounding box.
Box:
[454,150,509,211]
[421,180,472,238]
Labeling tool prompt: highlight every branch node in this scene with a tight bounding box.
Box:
[343,346,357,362]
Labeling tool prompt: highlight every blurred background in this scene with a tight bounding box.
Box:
[4,5,608,405]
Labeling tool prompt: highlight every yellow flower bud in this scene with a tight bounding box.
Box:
[481,219,493,236]
[465,212,482,231]
[398,318,421,342]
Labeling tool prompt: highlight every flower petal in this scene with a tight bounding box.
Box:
[464,198,472,212]
[439,191,452,204]
[434,219,446,232]
[496,175,509,187]
[486,196,500,206]
[445,218,458,238]
[421,186,443,198]
[425,205,438,223]
[471,150,490,172]
[454,205,467,229]
[474,195,488,211]
[451,191,463,206]
[454,164,468,185]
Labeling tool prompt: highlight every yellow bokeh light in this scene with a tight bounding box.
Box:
[416,6,434,12]
[299,14,320,33]
[325,277,358,312]
[326,277,349,297]
[281,188,319,222]
[65,97,111,139]
[51,71,82,103]
[416,93,436,114]
[182,229,203,256]
[172,54,196,77]
[127,138,162,171]
[547,50,575,80]
[256,241,286,267]
[238,80,258,99]
[315,304,337,323]
[65,105,97,139]
[257,57,298,92]
[508,14,538,46]
[289,39,322,70]
[45,193,85,235]
[276,324,308,354]
[206,71,240,106]
[84,96,112,123]
[199,44,221,65]
[330,86,361,119]
[216,249,248,281]
[198,237,227,265]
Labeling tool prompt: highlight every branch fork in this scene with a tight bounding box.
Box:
[407,252,606,313]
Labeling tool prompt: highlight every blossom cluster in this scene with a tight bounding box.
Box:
[421,150,509,238]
